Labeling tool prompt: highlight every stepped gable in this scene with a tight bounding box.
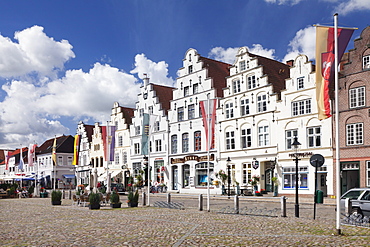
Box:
[119,106,135,125]
[250,53,290,95]
[151,83,175,114]
[199,56,231,98]
[83,124,94,143]
[36,135,74,155]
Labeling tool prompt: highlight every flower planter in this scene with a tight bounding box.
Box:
[127,202,138,207]
[40,192,48,198]
[52,200,62,205]
[110,203,122,208]
[89,204,100,210]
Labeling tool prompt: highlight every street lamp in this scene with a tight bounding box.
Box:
[292,136,301,218]
[226,157,231,199]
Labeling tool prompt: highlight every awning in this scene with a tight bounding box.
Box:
[63,174,75,179]
[110,170,122,178]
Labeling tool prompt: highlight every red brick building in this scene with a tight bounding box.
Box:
[334,26,370,194]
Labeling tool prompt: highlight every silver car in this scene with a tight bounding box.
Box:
[340,188,370,216]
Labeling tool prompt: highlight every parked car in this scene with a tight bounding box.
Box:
[340,188,370,216]
[111,183,125,194]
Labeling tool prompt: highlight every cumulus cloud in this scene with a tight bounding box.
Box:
[282,26,316,63]
[0,25,75,79]
[209,44,276,64]
[130,53,175,87]
[334,0,370,15]
[0,26,173,148]
[264,0,304,5]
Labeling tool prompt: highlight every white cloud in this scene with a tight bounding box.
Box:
[264,0,304,5]
[209,44,276,64]
[0,25,75,79]
[0,26,174,149]
[334,0,370,15]
[130,53,175,87]
[282,26,316,63]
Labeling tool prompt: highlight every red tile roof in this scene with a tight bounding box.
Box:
[199,56,231,98]
[36,135,74,155]
[151,83,175,115]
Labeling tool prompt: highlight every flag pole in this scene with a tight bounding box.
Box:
[334,13,341,235]
[207,94,211,212]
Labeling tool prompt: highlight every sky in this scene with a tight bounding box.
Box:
[0,0,369,149]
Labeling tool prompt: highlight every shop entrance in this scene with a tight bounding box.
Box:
[341,162,360,195]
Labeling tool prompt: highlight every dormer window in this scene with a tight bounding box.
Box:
[297,77,304,90]
[188,65,193,74]
[363,55,370,69]
[239,61,246,71]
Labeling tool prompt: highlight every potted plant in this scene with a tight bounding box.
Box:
[127,189,139,207]
[40,187,48,198]
[215,170,228,195]
[51,190,62,205]
[89,192,101,210]
[110,191,121,208]
[271,177,279,197]
[28,185,34,198]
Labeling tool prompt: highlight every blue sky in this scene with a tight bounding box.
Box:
[0,0,369,149]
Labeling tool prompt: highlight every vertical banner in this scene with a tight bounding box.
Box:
[72,135,81,165]
[18,148,24,170]
[52,137,57,166]
[102,126,116,162]
[141,113,150,155]
[28,144,37,167]
[4,150,9,170]
[200,99,217,151]
[315,26,354,120]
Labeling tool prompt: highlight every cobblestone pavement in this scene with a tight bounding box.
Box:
[0,194,369,246]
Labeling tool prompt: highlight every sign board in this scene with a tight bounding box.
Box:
[310,154,325,168]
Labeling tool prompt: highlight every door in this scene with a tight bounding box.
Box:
[341,162,360,195]
[172,166,178,190]
[317,173,327,196]
[265,169,272,192]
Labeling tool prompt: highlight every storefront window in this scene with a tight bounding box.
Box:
[195,162,214,186]
[154,160,165,183]
[183,165,190,187]
[283,166,308,189]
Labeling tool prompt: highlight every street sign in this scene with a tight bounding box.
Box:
[252,160,259,170]
[310,154,325,168]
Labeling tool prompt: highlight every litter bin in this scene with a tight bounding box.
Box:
[316,190,324,204]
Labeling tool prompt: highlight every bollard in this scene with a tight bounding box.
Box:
[281,196,287,217]
[142,192,146,206]
[199,194,203,211]
[345,198,352,215]
[62,190,65,199]
[167,193,171,204]
[234,195,239,214]
[69,190,72,200]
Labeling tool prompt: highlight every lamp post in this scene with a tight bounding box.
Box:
[226,157,231,199]
[292,136,301,218]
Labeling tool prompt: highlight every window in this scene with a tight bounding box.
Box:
[188,65,193,74]
[292,99,311,116]
[349,87,365,108]
[118,135,123,147]
[139,108,144,117]
[194,131,201,151]
[225,102,234,119]
[257,94,267,112]
[115,152,119,164]
[184,86,190,97]
[258,125,269,146]
[134,143,140,154]
[171,135,177,154]
[154,121,160,132]
[188,104,195,119]
[226,131,235,150]
[148,106,153,114]
[241,128,252,148]
[135,126,140,135]
[132,162,141,177]
[123,152,127,164]
[243,163,252,184]
[155,139,162,152]
[363,55,370,69]
[346,123,363,145]
[193,83,199,94]
[297,77,304,90]
[233,80,241,93]
[247,75,256,89]
[367,161,370,187]
[178,107,184,121]
[283,166,308,189]
[307,127,321,148]
[154,160,165,183]
[239,61,246,71]
[240,98,249,116]
[182,133,189,153]
[286,129,298,150]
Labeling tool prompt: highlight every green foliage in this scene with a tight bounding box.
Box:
[127,189,139,203]
[89,192,101,205]
[28,185,34,194]
[110,191,120,204]
[216,170,228,185]
[51,190,62,201]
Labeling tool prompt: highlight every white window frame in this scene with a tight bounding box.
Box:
[134,143,140,154]
[184,86,190,97]
[239,61,246,71]
[240,98,249,116]
[241,128,252,148]
[283,166,309,189]
[233,79,241,93]
[182,133,189,153]
[349,86,365,108]
[258,125,269,146]
[225,102,234,119]
[292,99,311,116]
[346,123,363,145]
[226,131,235,150]
[188,104,195,119]
[297,77,304,90]
[257,94,267,113]
[171,135,177,154]
[155,139,162,152]
[247,75,256,89]
[367,161,370,187]
[363,55,370,69]
[178,107,184,121]
[286,129,298,150]
[193,83,199,94]
[307,126,321,148]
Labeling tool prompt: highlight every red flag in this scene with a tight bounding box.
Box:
[200,99,217,151]
[28,144,37,167]
[101,126,116,162]
[316,26,354,120]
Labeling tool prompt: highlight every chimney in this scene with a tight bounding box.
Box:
[143,73,149,87]
[286,60,294,67]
